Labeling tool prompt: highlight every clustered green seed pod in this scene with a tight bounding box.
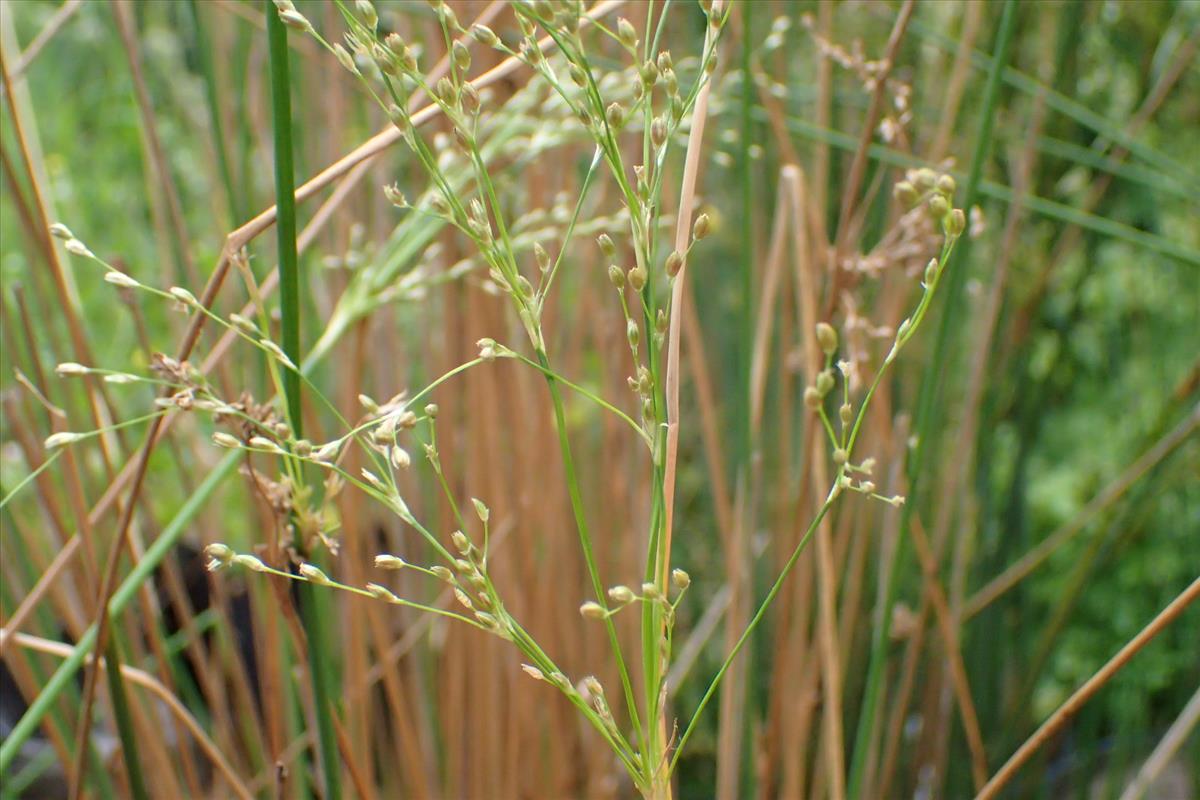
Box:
[597,233,616,257]
[928,193,950,220]
[913,167,937,191]
[628,265,648,291]
[816,322,838,355]
[651,116,668,147]
[452,530,471,554]
[452,41,471,72]
[893,181,919,207]
[471,24,498,47]
[944,208,966,237]
[665,250,683,278]
[924,259,939,286]
[608,585,636,604]
[617,17,638,49]
[606,101,625,129]
[815,370,835,397]
[580,601,606,620]
[608,264,626,289]
[569,62,588,88]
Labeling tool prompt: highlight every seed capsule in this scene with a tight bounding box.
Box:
[816,322,838,355]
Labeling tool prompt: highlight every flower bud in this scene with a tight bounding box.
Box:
[462,83,481,114]
[169,286,198,306]
[651,116,668,147]
[617,17,637,48]
[569,62,587,88]
[212,432,240,448]
[49,223,74,240]
[452,40,471,72]
[640,60,658,88]
[927,194,950,220]
[692,213,711,240]
[816,322,838,355]
[606,101,625,129]
[628,265,647,291]
[355,0,376,28]
[671,568,691,590]
[278,9,311,32]
[936,174,956,197]
[626,319,640,348]
[104,271,140,289]
[375,554,407,570]
[299,563,331,585]
[893,181,919,207]
[664,68,679,97]
[608,585,636,604]
[233,554,268,572]
[205,543,234,564]
[451,530,471,554]
[367,583,399,602]
[665,250,683,278]
[534,242,551,273]
[471,24,498,47]
[804,387,822,410]
[913,167,937,191]
[816,370,835,396]
[608,264,626,289]
[597,233,616,257]
[580,601,607,620]
[944,208,966,237]
[44,431,84,449]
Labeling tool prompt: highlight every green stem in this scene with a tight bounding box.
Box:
[186,0,242,226]
[266,1,302,432]
[670,495,837,773]
[845,3,1019,797]
[536,348,644,754]
[266,4,341,798]
[102,636,149,800]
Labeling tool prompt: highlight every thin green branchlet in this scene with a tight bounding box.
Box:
[669,166,966,770]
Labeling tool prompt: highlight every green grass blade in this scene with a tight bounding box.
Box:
[265,4,342,798]
[0,451,240,775]
[846,3,1020,796]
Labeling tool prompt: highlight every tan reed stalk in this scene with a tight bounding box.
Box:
[977,577,1200,800]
